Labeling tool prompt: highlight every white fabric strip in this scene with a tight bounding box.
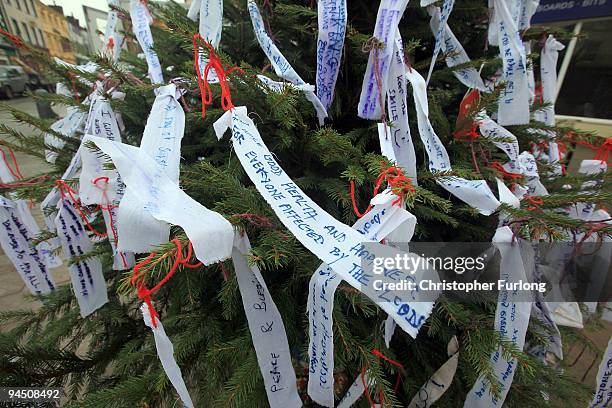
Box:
[141,303,195,408]
[80,135,234,265]
[407,336,459,408]
[382,31,418,183]
[308,193,416,407]
[130,0,164,84]
[104,0,123,62]
[427,6,488,91]
[589,336,612,408]
[214,106,439,338]
[187,0,223,47]
[425,0,455,84]
[114,84,185,253]
[54,198,107,317]
[316,0,347,111]
[493,0,530,126]
[337,371,374,408]
[357,0,409,120]
[0,198,56,295]
[188,0,223,82]
[464,227,532,407]
[232,233,302,408]
[247,0,327,125]
[78,84,135,270]
[404,65,501,215]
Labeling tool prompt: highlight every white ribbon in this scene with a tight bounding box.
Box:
[113,84,185,253]
[425,0,455,84]
[141,303,195,408]
[79,86,135,270]
[214,106,439,338]
[247,0,327,125]
[232,233,302,408]
[464,227,532,407]
[54,198,108,317]
[405,66,501,215]
[308,193,416,407]
[187,0,223,48]
[381,31,418,183]
[45,105,87,164]
[337,371,374,408]
[130,0,164,84]
[494,0,530,126]
[316,0,347,111]
[104,0,123,62]
[408,336,459,408]
[0,198,56,295]
[188,0,223,82]
[80,135,234,265]
[427,6,488,91]
[357,0,409,120]
[589,336,612,408]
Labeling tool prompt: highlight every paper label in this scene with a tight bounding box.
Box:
[316,0,347,111]
[81,135,234,265]
[357,0,409,120]
[215,107,438,338]
[464,227,532,407]
[130,0,164,84]
[141,303,195,408]
[55,199,108,317]
[232,234,302,408]
[248,0,327,124]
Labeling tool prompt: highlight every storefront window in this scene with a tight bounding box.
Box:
[556,19,612,120]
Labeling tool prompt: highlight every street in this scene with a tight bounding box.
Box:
[0,95,69,313]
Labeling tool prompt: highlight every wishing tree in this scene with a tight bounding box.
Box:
[0,0,610,407]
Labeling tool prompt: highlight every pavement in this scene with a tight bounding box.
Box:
[0,96,70,313]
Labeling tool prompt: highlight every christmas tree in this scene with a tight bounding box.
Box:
[0,0,610,407]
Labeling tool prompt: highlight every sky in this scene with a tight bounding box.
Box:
[40,0,109,26]
[40,0,187,27]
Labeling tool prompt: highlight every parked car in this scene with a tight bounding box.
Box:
[0,66,29,99]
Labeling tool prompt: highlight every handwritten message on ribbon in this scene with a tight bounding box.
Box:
[316,0,347,111]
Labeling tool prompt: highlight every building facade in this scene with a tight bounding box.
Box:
[0,0,45,49]
[66,15,91,63]
[34,1,75,64]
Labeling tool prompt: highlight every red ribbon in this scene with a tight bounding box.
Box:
[131,239,203,327]
[490,161,523,181]
[56,180,108,238]
[594,138,612,165]
[0,144,24,180]
[192,34,244,118]
[524,195,544,211]
[0,28,24,49]
[350,166,415,218]
[92,176,129,268]
[361,349,405,407]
